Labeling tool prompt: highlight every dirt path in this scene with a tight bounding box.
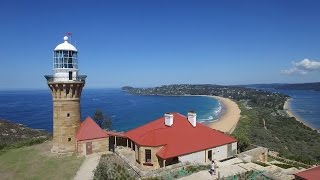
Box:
[74,154,101,180]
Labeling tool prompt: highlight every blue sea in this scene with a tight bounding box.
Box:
[1,88,319,132]
[278,89,320,130]
[0,89,221,132]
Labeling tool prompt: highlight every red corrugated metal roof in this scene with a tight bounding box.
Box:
[125,113,237,159]
[295,166,320,180]
[76,116,108,141]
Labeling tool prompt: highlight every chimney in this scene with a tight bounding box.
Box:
[188,111,197,127]
[164,113,174,126]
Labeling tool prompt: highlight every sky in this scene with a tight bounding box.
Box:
[1,0,320,90]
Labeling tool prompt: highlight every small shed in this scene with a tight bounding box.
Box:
[76,117,109,155]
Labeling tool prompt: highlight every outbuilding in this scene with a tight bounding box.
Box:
[76,117,109,155]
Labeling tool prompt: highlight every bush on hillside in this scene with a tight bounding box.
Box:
[94,154,135,180]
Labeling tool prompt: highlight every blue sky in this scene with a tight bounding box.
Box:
[1,0,320,90]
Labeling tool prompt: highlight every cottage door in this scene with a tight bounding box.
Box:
[208,150,212,161]
[227,144,232,157]
[86,142,93,155]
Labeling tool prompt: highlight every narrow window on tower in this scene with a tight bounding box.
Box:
[67,113,70,117]
[68,138,71,142]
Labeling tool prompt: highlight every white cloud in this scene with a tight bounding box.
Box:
[282,59,320,75]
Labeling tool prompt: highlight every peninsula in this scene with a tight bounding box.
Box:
[123,84,320,165]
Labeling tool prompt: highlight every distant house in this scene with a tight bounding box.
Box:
[294,166,320,180]
[124,112,237,169]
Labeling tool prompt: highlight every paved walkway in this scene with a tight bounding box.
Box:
[180,161,297,180]
[181,163,248,180]
[74,154,101,180]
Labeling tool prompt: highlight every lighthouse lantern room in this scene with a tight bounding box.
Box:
[53,36,79,81]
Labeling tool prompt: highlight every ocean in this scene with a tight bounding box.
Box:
[1,88,319,132]
[0,89,221,132]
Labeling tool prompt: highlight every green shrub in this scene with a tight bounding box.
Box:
[272,163,294,169]
[185,166,197,173]
[253,161,270,167]
[0,137,49,151]
[94,155,135,180]
[224,170,270,180]
[142,177,160,180]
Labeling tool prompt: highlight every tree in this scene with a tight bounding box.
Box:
[233,131,250,152]
[93,108,112,130]
[104,115,112,130]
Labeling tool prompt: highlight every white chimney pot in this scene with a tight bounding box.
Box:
[165,113,174,126]
[188,112,197,127]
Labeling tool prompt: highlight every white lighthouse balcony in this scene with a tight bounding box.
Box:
[45,74,87,83]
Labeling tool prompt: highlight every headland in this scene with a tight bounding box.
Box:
[123,84,320,165]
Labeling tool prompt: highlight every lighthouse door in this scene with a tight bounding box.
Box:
[69,71,72,80]
[86,142,92,155]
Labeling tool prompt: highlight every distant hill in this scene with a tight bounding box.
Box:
[275,82,320,91]
[0,119,49,150]
[245,82,320,91]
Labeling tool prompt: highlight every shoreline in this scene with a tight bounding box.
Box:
[284,98,319,133]
[205,96,241,134]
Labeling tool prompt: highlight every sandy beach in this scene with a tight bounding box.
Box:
[206,96,241,134]
[284,98,319,133]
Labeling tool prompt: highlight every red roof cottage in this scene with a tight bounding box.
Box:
[125,112,237,169]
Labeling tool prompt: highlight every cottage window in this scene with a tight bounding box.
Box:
[145,149,151,163]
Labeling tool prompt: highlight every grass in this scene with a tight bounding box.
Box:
[272,163,295,169]
[0,144,84,180]
[253,161,270,167]
[269,155,310,169]
[0,137,49,153]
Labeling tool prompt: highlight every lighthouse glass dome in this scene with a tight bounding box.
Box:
[53,50,78,69]
[50,36,83,82]
[45,36,86,83]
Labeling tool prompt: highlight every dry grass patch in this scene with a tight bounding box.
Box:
[0,142,84,180]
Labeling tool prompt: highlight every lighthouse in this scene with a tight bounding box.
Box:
[45,36,86,153]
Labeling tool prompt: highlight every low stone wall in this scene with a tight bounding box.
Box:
[237,147,268,163]
[115,149,190,178]
[268,152,311,168]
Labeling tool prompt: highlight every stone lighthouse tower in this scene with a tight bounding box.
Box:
[45,36,86,153]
